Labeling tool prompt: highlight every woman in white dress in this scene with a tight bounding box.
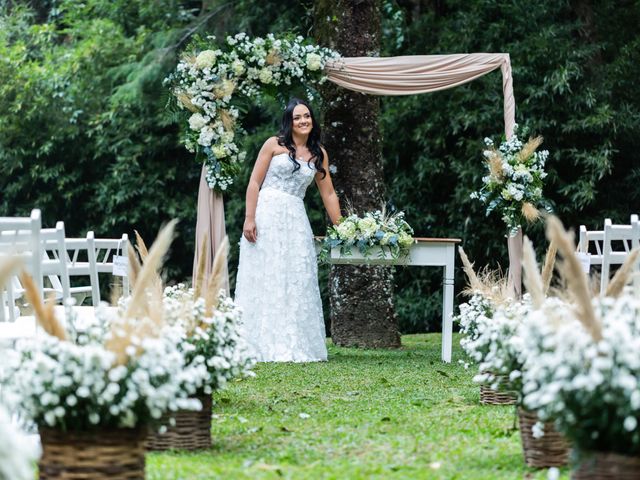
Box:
[234,98,341,362]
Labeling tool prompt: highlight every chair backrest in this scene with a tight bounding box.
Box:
[578,225,604,266]
[0,210,43,296]
[65,231,100,306]
[601,218,640,294]
[64,232,130,305]
[40,221,71,303]
[93,234,130,297]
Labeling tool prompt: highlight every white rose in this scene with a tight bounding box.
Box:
[231,59,246,76]
[306,53,322,71]
[188,113,207,131]
[195,50,216,69]
[258,68,273,84]
[212,144,227,158]
[198,127,215,147]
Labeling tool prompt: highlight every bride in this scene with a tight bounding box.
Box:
[234,98,341,362]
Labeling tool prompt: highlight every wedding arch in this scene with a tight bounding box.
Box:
[184,46,522,296]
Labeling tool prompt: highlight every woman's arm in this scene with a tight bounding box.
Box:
[243,137,277,242]
[315,148,341,225]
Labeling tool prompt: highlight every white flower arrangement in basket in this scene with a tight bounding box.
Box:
[321,208,415,263]
[470,125,553,236]
[0,403,40,480]
[163,284,255,393]
[166,32,341,192]
[519,217,640,460]
[1,222,207,432]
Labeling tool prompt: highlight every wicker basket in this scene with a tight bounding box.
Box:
[517,408,569,468]
[572,451,640,479]
[39,427,146,480]
[146,393,212,451]
[479,372,517,405]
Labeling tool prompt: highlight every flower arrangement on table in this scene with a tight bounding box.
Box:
[470,125,553,236]
[320,209,415,262]
[165,32,341,192]
[518,216,640,474]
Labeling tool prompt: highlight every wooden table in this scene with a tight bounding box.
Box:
[320,237,461,363]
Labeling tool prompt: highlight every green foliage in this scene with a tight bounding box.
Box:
[1,0,639,334]
[147,334,566,479]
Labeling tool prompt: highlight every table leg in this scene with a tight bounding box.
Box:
[441,246,455,363]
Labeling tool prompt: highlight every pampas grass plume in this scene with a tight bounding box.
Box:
[546,216,602,341]
[605,248,640,298]
[522,202,540,223]
[19,271,67,341]
[517,136,543,162]
[522,236,545,308]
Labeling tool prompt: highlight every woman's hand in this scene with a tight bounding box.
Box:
[243,218,257,243]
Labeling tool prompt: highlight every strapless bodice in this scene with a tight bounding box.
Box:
[260,153,316,199]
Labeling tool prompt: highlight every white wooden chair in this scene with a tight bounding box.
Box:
[64,232,130,305]
[600,217,640,294]
[93,234,130,300]
[0,210,42,322]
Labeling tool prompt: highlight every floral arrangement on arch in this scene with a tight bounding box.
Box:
[321,209,415,262]
[470,125,553,236]
[165,33,341,192]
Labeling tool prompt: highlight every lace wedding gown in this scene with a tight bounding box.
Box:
[234,153,328,362]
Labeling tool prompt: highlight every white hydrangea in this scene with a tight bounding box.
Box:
[188,113,208,131]
[520,294,640,454]
[305,53,322,71]
[0,404,40,480]
[195,50,217,69]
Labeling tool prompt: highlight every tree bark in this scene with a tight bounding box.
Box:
[315,0,400,348]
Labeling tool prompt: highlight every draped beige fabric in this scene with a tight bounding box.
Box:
[194,52,520,295]
[193,164,229,294]
[325,53,515,138]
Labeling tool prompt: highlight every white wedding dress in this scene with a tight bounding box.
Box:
[234,153,328,362]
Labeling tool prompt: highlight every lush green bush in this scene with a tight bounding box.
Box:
[2,0,638,332]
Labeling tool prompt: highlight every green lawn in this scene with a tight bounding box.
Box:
[147,334,567,479]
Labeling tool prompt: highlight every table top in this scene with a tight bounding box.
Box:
[314,236,461,243]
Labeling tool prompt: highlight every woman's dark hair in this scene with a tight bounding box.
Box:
[277,98,326,178]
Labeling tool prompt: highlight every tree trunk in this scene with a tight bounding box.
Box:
[315,0,400,348]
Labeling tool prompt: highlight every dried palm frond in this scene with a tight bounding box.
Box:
[266,49,282,66]
[522,236,545,308]
[134,230,149,261]
[546,216,602,341]
[204,236,229,316]
[19,271,67,341]
[107,220,177,365]
[517,136,543,162]
[541,241,557,294]
[458,247,483,293]
[127,243,141,289]
[176,92,199,113]
[487,150,504,181]
[604,248,640,298]
[220,109,235,131]
[193,233,208,298]
[522,202,541,223]
[0,256,22,290]
[125,220,177,321]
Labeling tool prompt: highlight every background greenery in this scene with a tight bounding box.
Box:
[2,0,638,332]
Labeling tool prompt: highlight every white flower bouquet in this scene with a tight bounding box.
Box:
[166,32,341,192]
[470,125,553,236]
[0,404,40,480]
[163,284,255,393]
[321,209,415,262]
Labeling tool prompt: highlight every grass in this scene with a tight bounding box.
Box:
[147,334,568,479]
